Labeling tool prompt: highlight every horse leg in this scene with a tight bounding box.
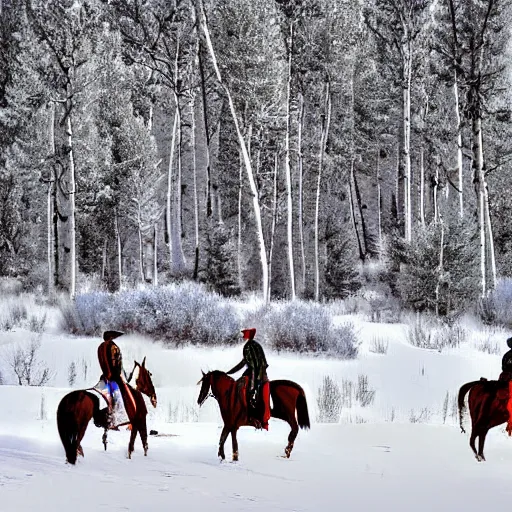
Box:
[139,418,149,456]
[231,428,239,461]
[218,426,229,460]
[477,429,488,462]
[469,428,479,459]
[76,419,89,459]
[285,416,299,458]
[128,425,138,459]
[102,428,108,451]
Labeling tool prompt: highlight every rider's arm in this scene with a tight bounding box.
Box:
[226,359,246,375]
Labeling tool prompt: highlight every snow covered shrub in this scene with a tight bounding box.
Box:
[265,302,359,358]
[28,313,47,333]
[397,220,480,315]
[103,282,240,346]
[409,407,432,424]
[355,374,376,407]
[474,337,500,355]
[3,336,53,386]
[405,313,465,351]
[68,361,77,386]
[478,278,512,327]
[316,375,342,423]
[369,336,389,354]
[59,292,112,336]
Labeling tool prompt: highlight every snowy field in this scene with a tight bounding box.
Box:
[1,301,512,511]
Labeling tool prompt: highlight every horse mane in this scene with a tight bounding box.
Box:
[210,370,234,382]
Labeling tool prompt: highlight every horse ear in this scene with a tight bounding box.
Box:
[202,369,205,376]
[134,360,140,367]
[142,356,146,368]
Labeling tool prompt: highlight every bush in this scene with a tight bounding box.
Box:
[264,301,359,358]
[60,282,240,347]
[478,278,512,327]
[316,375,342,423]
[60,292,111,336]
[405,313,465,351]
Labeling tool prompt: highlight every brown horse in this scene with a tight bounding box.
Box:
[57,358,157,464]
[458,377,509,461]
[197,370,310,461]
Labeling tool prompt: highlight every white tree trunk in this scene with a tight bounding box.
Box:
[403,63,412,242]
[435,218,445,316]
[314,82,331,302]
[153,224,158,286]
[173,92,186,271]
[47,102,55,296]
[433,165,439,224]
[419,148,425,226]
[190,96,200,280]
[268,150,279,302]
[297,92,306,294]
[137,201,145,283]
[284,22,296,300]
[198,0,268,300]
[166,108,178,269]
[115,209,122,291]
[101,238,107,281]
[238,147,243,290]
[66,114,76,299]
[377,149,382,257]
[454,75,464,218]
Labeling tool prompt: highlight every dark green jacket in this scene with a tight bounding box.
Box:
[227,339,268,381]
[503,350,512,373]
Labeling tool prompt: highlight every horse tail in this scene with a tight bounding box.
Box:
[458,380,482,434]
[57,396,79,465]
[296,390,311,430]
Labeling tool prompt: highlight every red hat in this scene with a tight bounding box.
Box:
[241,328,256,340]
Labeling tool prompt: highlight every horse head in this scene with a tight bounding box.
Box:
[135,357,157,408]
[197,370,212,407]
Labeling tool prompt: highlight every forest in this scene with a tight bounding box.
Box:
[1,0,511,318]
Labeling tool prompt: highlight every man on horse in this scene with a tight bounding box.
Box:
[97,330,130,428]
[499,337,512,434]
[227,328,270,430]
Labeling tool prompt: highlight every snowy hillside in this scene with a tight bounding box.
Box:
[0,301,511,511]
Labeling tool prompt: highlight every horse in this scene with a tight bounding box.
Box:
[458,377,509,461]
[197,370,310,461]
[57,357,157,464]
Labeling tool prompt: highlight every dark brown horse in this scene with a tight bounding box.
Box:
[197,370,310,461]
[57,358,157,464]
[458,377,509,461]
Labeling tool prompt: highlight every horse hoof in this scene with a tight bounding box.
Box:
[232,452,239,462]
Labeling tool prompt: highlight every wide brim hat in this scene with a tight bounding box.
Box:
[103,330,125,341]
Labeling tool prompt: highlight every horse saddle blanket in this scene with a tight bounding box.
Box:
[237,377,271,430]
[93,378,135,428]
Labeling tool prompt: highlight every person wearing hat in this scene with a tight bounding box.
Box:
[227,328,269,429]
[499,337,512,381]
[97,330,128,427]
[499,337,512,435]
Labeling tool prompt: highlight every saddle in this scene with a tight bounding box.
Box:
[93,377,137,429]
[237,376,271,430]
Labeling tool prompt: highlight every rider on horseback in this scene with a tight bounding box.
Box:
[499,337,512,434]
[97,330,129,427]
[500,337,512,381]
[227,328,269,429]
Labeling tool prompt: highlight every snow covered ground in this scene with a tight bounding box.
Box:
[1,301,512,511]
